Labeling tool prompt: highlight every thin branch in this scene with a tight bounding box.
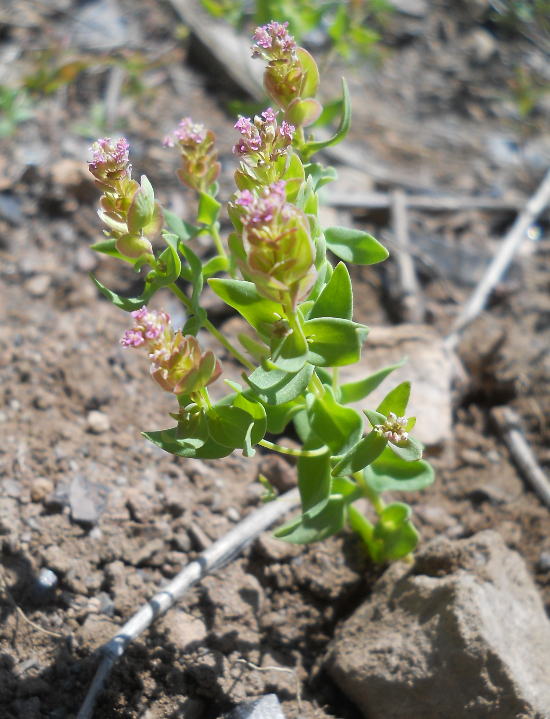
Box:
[491,406,550,510]
[76,488,300,719]
[324,191,527,212]
[233,658,302,711]
[445,168,550,349]
[390,189,423,323]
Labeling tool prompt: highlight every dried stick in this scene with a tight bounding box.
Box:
[76,488,300,719]
[445,168,550,348]
[491,406,550,510]
[391,189,423,323]
[234,658,302,711]
[0,566,64,639]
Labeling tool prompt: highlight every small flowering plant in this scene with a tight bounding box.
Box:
[87,21,434,563]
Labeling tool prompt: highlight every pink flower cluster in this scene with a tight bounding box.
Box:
[120,307,170,351]
[88,138,131,187]
[236,181,287,226]
[252,21,296,59]
[164,118,206,148]
[233,109,294,163]
[374,412,409,444]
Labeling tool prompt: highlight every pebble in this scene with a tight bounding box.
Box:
[225,507,241,523]
[415,504,457,531]
[86,410,111,434]
[2,478,23,498]
[188,522,212,551]
[25,274,51,297]
[539,551,550,573]
[33,568,58,603]
[32,388,56,410]
[258,455,297,493]
[69,474,109,526]
[31,477,54,503]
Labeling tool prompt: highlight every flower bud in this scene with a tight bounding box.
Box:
[164,118,221,194]
[374,412,409,444]
[120,307,222,396]
[230,181,316,307]
[88,138,131,193]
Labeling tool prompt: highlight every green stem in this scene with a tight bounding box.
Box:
[211,222,236,279]
[354,470,386,516]
[332,367,339,393]
[308,371,325,397]
[259,439,327,458]
[168,283,256,372]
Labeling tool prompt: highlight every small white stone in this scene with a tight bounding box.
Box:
[225,507,241,523]
[25,274,51,297]
[86,411,111,434]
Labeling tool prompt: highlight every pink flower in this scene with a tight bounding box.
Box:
[88,137,131,187]
[252,21,296,60]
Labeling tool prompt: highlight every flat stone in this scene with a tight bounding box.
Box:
[69,474,109,526]
[223,694,286,719]
[159,610,207,651]
[325,531,550,719]
[338,325,454,447]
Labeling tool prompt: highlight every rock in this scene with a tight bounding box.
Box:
[31,477,54,502]
[386,0,427,17]
[25,274,51,297]
[223,694,286,719]
[338,325,453,447]
[44,482,70,513]
[414,504,457,531]
[255,532,302,563]
[539,551,550,573]
[325,531,550,719]
[69,474,109,526]
[159,610,207,651]
[86,410,111,434]
[32,388,56,410]
[463,28,498,64]
[2,478,23,499]
[258,455,297,493]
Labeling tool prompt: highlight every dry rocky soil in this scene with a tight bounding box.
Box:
[1,1,550,717]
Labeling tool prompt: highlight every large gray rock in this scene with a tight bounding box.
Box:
[325,531,550,719]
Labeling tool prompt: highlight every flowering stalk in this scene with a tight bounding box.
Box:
[164,118,221,194]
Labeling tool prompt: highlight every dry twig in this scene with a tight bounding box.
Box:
[0,566,64,639]
[76,488,300,719]
[445,168,550,349]
[491,406,550,511]
[390,189,423,323]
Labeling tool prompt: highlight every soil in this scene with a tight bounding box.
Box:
[1,1,550,718]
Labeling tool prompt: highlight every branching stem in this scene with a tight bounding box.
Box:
[259,439,327,458]
[354,470,385,515]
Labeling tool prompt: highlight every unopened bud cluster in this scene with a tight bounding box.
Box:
[233,109,294,167]
[374,412,409,444]
[231,181,316,307]
[165,118,221,193]
[121,307,222,397]
[90,138,163,259]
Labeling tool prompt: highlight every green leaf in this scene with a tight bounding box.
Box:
[90,238,134,263]
[377,381,411,417]
[89,273,156,312]
[296,46,320,99]
[164,209,200,241]
[202,255,228,278]
[304,162,338,190]
[149,234,181,288]
[233,393,267,446]
[292,408,315,444]
[143,428,232,459]
[141,174,155,206]
[127,186,153,234]
[308,262,352,321]
[297,442,331,514]
[197,192,221,225]
[264,400,304,434]
[238,333,270,362]
[173,410,209,448]
[274,494,346,544]
[340,358,407,405]
[270,319,309,373]
[180,243,205,330]
[307,387,363,455]
[325,227,389,265]
[208,405,254,449]
[304,317,369,367]
[388,437,423,462]
[245,363,314,406]
[209,279,281,339]
[373,502,419,561]
[332,430,387,477]
[285,97,322,128]
[302,78,351,160]
[364,446,434,493]
[363,409,386,429]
